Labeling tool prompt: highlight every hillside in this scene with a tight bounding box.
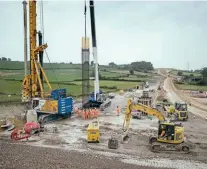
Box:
[0,61,155,102]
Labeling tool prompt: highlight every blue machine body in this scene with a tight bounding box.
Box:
[89,90,103,102]
[82,90,104,108]
[58,97,73,115]
[36,88,74,123]
[50,88,67,100]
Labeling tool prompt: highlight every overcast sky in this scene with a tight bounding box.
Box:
[0,0,207,70]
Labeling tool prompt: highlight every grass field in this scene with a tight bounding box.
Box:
[0,61,148,102]
[170,70,201,77]
[175,83,207,91]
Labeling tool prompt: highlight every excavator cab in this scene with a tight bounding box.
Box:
[158,123,175,141]
[175,102,187,111]
[153,122,184,144]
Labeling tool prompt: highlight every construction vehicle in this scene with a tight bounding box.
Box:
[87,120,100,143]
[21,0,73,124]
[131,90,152,118]
[82,0,111,109]
[165,102,188,121]
[108,99,190,153]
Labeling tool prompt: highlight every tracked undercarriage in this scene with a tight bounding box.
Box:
[149,136,190,153]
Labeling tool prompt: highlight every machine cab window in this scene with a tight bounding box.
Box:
[158,124,175,140]
[32,99,40,109]
[175,102,187,111]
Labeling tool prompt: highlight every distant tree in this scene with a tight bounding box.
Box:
[108,62,116,67]
[69,62,73,64]
[190,74,194,77]
[130,61,154,71]
[0,58,1,61]
[201,67,207,77]
[201,67,207,84]
[7,58,11,61]
[129,69,134,75]
[1,57,7,61]
[144,70,148,73]
[91,61,94,66]
[177,71,183,76]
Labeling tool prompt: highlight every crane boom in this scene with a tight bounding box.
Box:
[89,0,99,101]
[123,99,166,132]
[22,0,52,102]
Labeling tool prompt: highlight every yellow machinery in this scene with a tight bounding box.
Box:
[108,99,190,153]
[21,0,73,124]
[87,121,100,143]
[22,0,51,102]
[166,102,188,121]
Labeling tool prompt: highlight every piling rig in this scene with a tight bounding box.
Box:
[21,0,73,124]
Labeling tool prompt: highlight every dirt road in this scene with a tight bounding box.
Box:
[164,77,207,118]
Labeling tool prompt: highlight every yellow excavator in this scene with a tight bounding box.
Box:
[166,102,188,121]
[108,99,190,153]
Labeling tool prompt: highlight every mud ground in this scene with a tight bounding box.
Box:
[1,77,207,169]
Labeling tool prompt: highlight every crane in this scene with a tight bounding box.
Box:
[21,0,73,124]
[82,0,111,109]
[108,99,190,153]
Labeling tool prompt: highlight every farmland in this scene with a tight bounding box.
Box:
[0,61,153,102]
[170,69,201,77]
[175,83,207,91]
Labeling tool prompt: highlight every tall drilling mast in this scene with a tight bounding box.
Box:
[89,0,99,101]
[22,0,28,76]
[22,0,51,102]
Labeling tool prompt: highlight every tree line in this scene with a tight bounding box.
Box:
[108,61,154,75]
[0,57,11,61]
[177,67,207,85]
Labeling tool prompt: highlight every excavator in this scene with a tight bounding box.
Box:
[108,99,190,153]
[165,102,188,121]
[21,0,73,124]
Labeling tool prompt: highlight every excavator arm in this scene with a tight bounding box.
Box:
[123,99,166,132]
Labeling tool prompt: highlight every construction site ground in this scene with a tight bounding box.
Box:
[1,76,207,169]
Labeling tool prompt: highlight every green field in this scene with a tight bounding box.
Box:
[170,70,201,77]
[175,83,207,91]
[0,61,149,102]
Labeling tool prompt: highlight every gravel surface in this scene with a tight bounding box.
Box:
[0,141,172,169]
[1,74,207,169]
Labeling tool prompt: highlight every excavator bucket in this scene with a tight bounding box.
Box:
[122,134,130,142]
[108,137,119,149]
